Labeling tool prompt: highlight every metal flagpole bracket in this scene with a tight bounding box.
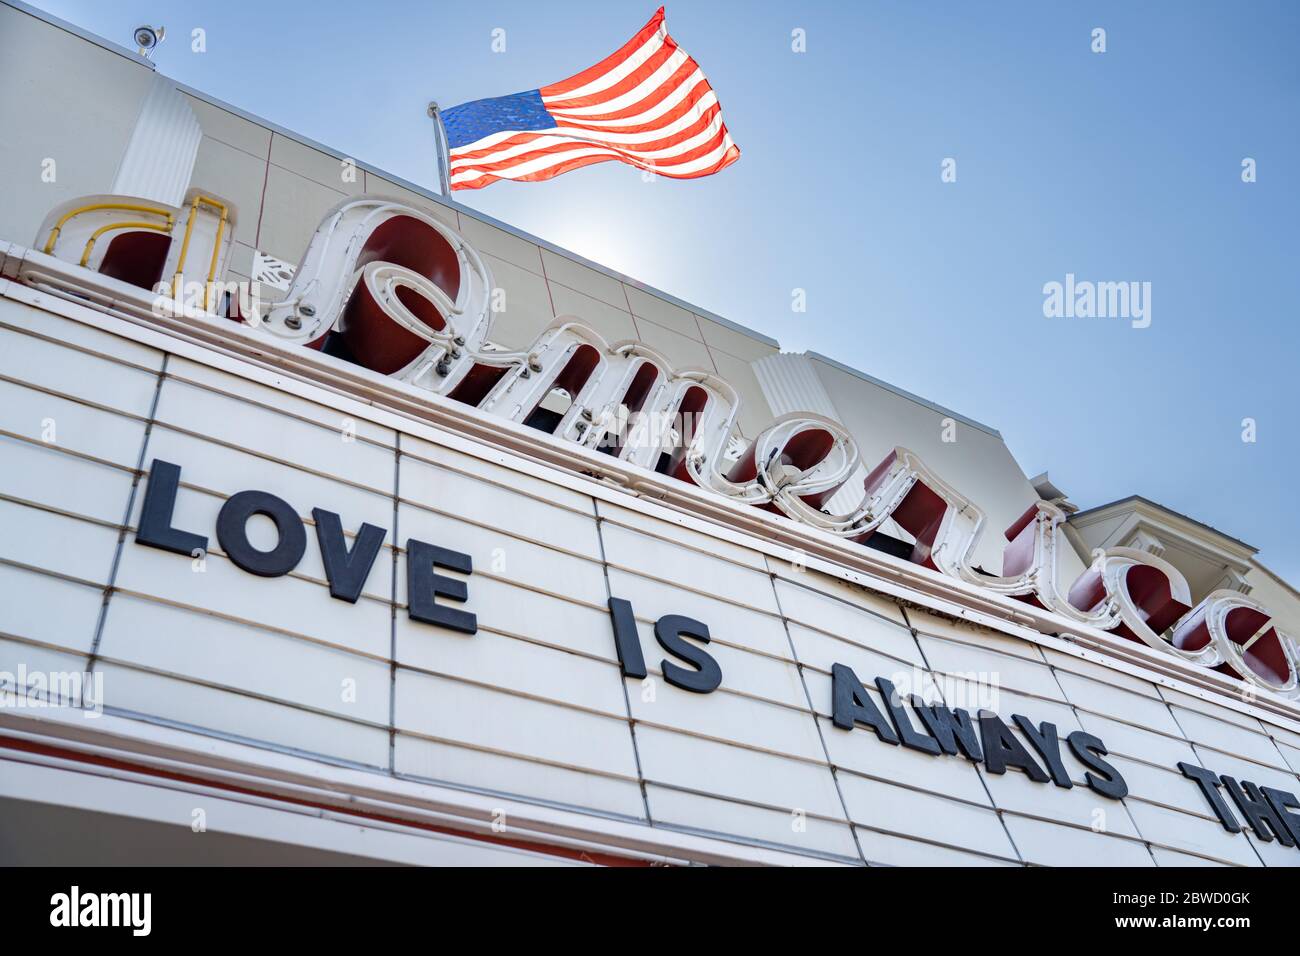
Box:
[427,101,452,197]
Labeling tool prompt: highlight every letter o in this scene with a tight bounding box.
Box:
[216,490,306,577]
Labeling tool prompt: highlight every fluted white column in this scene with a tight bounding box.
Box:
[112,75,202,207]
[751,352,866,516]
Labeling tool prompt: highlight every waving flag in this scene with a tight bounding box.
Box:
[441,8,740,190]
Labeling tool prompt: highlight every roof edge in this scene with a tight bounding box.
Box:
[805,351,1003,439]
[4,0,156,68]
[1070,494,1258,555]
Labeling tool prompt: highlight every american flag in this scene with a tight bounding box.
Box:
[441,8,740,191]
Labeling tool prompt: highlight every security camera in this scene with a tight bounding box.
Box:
[134,25,165,57]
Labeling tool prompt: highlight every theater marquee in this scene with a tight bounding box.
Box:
[127,455,1300,849]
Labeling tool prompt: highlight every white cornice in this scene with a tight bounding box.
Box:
[1070,496,1257,570]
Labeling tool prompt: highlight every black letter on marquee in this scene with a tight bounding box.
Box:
[607,597,647,679]
[312,508,386,603]
[653,615,721,694]
[1221,776,1295,846]
[830,664,898,744]
[1260,787,1300,845]
[911,696,982,761]
[135,460,208,556]
[1066,731,1127,799]
[1177,762,1240,832]
[979,714,1049,782]
[875,678,939,754]
[407,539,476,634]
[1013,716,1073,789]
[216,490,307,577]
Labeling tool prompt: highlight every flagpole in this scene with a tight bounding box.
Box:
[426,101,451,196]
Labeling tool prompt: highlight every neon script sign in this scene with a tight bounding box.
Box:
[28,192,1300,702]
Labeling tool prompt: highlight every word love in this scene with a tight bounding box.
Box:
[135,459,476,634]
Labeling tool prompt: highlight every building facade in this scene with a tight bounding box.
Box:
[3,0,1300,866]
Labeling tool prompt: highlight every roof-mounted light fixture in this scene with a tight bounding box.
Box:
[133,25,165,59]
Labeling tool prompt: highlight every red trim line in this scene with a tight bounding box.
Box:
[0,734,655,867]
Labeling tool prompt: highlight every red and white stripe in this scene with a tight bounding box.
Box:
[448,8,740,190]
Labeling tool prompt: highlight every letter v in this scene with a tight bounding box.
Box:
[312,507,386,603]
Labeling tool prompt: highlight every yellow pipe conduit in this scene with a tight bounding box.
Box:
[43,196,231,311]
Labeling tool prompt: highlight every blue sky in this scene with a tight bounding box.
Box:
[29,0,1300,581]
